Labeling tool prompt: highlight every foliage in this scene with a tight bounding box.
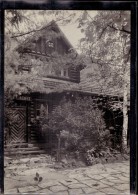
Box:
[78,11,130,93]
[34,172,43,183]
[77,11,131,149]
[39,96,127,165]
[40,97,113,162]
[85,147,128,166]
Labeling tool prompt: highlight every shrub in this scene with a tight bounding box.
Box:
[40,96,112,162]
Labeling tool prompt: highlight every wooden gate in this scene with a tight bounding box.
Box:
[6,107,27,144]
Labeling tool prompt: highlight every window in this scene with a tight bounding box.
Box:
[48,68,69,78]
[35,102,48,119]
[61,69,68,78]
[48,42,54,48]
[64,70,68,77]
[48,69,61,76]
[45,40,54,54]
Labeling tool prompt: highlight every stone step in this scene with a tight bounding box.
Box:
[5,147,40,152]
[5,143,28,149]
[5,149,46,156]
[28,144,35,147]
[5,143,39,148]
[5,142,47,157]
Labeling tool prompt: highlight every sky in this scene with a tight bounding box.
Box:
[60,23,84,50]
[58,11,97,51]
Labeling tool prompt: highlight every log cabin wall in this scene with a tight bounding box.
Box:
[68,67,80,83]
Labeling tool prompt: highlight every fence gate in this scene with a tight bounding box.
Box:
[6,107,27,144]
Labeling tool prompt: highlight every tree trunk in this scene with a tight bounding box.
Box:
[122,71,129,151]
[56,133,61,162]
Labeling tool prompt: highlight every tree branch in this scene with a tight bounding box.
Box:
[11,29,41,38]
[11,22,54,38]
[99,25,109,39]
[108,23,130,34]
[11,13,75,39]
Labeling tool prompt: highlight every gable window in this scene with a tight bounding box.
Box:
[48,42,54,48]
[45,40,54,54]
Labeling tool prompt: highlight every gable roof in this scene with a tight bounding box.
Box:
[49,20,75,52]
[17,20,77,55]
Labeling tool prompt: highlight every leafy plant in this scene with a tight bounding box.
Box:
[34,172,43,184]
[40,96,110,162]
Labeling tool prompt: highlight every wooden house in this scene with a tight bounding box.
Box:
[5,21,128,152]
[5,20,83,146]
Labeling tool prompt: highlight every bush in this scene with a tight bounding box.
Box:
[85,147,113,165]
[40,96,113,163]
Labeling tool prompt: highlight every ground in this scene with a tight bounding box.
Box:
[4,155,129,195]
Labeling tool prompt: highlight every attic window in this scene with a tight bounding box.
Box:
[45,40,54,54]
[48,42,54,48]
[46,40,54,48]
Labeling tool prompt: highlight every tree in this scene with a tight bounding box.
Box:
[77,11,130,150]
[41,97,109,162]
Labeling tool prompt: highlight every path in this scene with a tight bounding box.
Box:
[4,156,129,194]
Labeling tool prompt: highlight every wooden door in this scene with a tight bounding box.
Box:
[6,107,27,144]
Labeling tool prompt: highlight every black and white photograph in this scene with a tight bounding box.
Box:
[4,9,131,194]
